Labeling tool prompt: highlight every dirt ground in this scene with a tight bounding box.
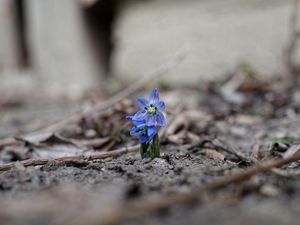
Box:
[1,72,300,225]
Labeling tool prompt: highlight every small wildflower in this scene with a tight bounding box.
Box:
[126,116,157,144]
[133,88,166,127]
[127,88,166,159]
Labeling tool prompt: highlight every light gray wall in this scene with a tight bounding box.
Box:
[25,0,102,97]
[112,0,293,84]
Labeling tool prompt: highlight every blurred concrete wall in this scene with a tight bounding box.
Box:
[0,0,103,99]
[26,0,102,96]
[0,0,18,70]
[112,0,293,84]
[0,0,296,98]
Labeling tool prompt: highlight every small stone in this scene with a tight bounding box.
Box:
[260,185,280,197]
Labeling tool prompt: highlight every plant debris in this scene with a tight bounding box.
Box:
[2,47,300,224]
[1,71,300,225]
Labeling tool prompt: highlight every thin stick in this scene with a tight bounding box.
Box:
[82,152,300,225]
[0,145,139,171]
[201,153,300,191]
[252,156,300,177]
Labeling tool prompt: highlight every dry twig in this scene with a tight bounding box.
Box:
[0,145,139,171]
[77,152,300,225]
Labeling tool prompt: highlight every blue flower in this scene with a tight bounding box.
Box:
[126,116,157,144]
[132,88,166,126]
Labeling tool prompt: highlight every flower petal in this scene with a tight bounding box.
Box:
[146,115,156,126]
[139,135,148,144]
[147,126,157,138]
[149,88,159,105]
[156,101,165,112]
[156,112,166,127]
[134,120,147,128]
[126,115,133,121]
[130,127,143,136]
[133,110,147,121]
[137,98,149,109]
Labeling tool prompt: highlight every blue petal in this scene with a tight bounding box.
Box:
[146,115,156,126]
[139,135,148,144]
[147,126,157,137]
[156,112,166,127]
[126,115,133,121]
[156,101,165,112]
[130,127,144,136]
[133,120,146,128]
[133,109,148,121]
[128,115,146,127]
[137,98,149,109]
[149,88,159,105]
[130,128,138,136]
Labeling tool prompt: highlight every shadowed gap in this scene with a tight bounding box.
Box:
[82,0,117,76]
[14,0,31,69]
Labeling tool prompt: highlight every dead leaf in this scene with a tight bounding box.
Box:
[186,132,201,142]
[0,133,114,162]
[31,144,92,160]
[283,144,300,158]
[17,132,76,146]
[165,110,212,136]
[230,114,263,125]
[74,137,111,148]
[204,149,226,161]
[14,133,93,160]
[166,114,188,136]
[167,134,185,145]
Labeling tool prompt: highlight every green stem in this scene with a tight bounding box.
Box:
[149,134,160,159]
[140,143,149,159]
[139,134,160,159]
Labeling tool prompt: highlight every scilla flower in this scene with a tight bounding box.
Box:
[127,88,166,159]
[133,88,166,126]
[126,116,157,144]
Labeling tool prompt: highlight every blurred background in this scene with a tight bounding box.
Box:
[0,0,297,137]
